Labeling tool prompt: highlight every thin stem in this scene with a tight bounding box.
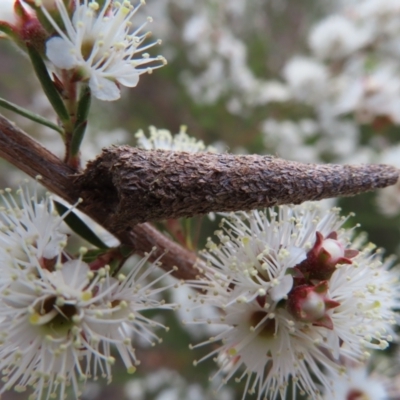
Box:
[0,97,64,135]
[70,85,91,167]
[61,70,79,168]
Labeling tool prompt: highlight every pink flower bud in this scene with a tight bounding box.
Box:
[296,231,358,281]
[0,0,48,54]
[318,237,345,265]
[287,281,340,329]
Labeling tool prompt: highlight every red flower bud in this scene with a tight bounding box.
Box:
[0,1,48,54]
[287,281,340,329]
[296,231,359,281]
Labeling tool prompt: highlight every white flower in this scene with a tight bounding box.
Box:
[376,144,400,216]
[136,125,217,153]
[41,0,166,101]
[124,368,235,400]
[0,185,68,279]
[0,184,175,399]
[283,56,329,104]
[332,61,400,124]
[261,118,320,163]
[353,0,400,39]
[323,362,389,400]
[188,204,400,400]
[309,15,371,60]
[252,80,291,105]
[377,183,400,217]
[0,253,174,399]
[0,0,17,26]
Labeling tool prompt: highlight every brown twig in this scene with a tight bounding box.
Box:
[0,114,197,279]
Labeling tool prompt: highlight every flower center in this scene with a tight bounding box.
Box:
[30,296,78,334]
[249,311,276,338]
[347,389,368,400]
[81,39,96,61]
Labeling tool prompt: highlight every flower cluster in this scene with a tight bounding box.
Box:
[1,2,400,400]
[323,362,389,400]
[187,203,400,399]
[283,0,400,126]
[0,185,173,399]
[39,0,166,101]
[273,0,400,166]
[160,1,290,111]
[1,0,167,101]
[135,125,217,153]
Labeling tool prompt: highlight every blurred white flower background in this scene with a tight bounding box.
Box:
[1,0,400,399]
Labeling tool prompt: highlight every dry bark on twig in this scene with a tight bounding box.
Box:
[77,146,399,230]
[0,115,197,279]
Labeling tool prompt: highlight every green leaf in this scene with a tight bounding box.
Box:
[0,22,21,44]
[26,44,70,125]
[70,120,87,156]
[0,21,26,53]
[82,248,109,263]
[76,85,91,126]
[54,201,109,249]
[0,97,64,135]
[70,85,91,156]
[119,245,134,258]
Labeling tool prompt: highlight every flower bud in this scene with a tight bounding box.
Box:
[297,231,358,281]
[287,281,340,329]
[0,0,48,54]
[20,13,48,54]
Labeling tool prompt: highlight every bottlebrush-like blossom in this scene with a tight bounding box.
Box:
[188,203,400,400]
[41,0,166,101]
[135,125,216,153]
[0,185,175,399]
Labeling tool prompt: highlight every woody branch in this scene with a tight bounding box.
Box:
[0,114,198,280]
[0,114,399,280]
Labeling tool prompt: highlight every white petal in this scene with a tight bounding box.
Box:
[112,65,140,87]
[89,74,120,101]
[46,36,77,69]
[117,71,140,87]
[0,0,18,25]
[288,246,307,266]
[270,274,293,301]
[60,260,90,288]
